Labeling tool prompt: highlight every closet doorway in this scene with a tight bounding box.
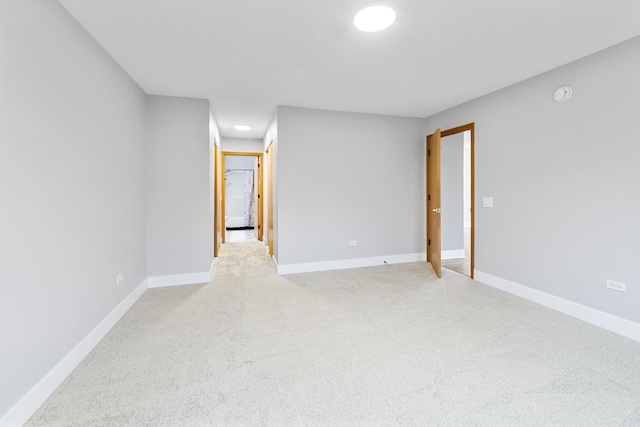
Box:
[221,152,263,244]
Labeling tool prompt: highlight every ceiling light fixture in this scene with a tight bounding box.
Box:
[234,125,252,131]
[354,4,396,32]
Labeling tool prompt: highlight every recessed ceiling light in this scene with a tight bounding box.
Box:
[234,125,252,131]
[354,4,396,32]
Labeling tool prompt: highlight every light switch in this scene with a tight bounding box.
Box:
[483,197,493,208]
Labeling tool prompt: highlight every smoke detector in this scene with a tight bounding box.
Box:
[553,86,573,103]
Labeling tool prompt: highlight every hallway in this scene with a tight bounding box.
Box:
[26,243,640,426]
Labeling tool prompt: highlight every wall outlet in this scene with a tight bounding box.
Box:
[349,240,357,246]
[116,273,124,284]
[606,279,625,292]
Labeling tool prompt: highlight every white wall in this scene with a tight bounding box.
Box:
[146,96,213,277]
[225,155,255,170]
[276,106,425,266]
[463,131,471,228]
[263,116,278,252]
[0,0,147,419]
[441,133,465,252]
[425,36,640,324]
[224,171,247,218]
[224,156,255,221]
[221,137,263,153]
[209,107,221,257]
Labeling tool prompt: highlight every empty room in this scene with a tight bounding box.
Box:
[1,0,640,425]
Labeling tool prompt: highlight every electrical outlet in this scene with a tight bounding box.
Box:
[116,273,124,284]
[349,240,357,246]
[606,279,625,293]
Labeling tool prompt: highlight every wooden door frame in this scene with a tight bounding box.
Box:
[221,151,264,244]
[427,123,475,278]
[265,141,274,257]
[214,144,222,256]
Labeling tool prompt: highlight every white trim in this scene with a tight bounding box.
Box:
[474,270,640,343]
[277,253,427,275]
[148,271,211,288]
[442,249,465,260]
[271,255,278,271]
[0,279,148,427]
[209,259,216,281]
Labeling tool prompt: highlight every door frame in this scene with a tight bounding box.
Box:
[221,151,264,244]
[265,141,274,257]
[427,123,475,278]
[214,144,222,256]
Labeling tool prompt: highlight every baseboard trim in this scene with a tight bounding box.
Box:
[276,253,427,275]
[209,259,216,282]
[148,270,211,288]
[442,249,465,260]
[0,279,148,427]
[474,270,640,343]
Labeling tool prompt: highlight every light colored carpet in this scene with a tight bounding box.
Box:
[26,242,640,426]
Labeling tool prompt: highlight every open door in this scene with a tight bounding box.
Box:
[266,141,274,257]
[214,144,222,256]
[427,129,442,277]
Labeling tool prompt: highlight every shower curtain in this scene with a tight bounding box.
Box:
[244,170,255,227]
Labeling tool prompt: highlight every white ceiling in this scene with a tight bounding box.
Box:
[57,0,640,139]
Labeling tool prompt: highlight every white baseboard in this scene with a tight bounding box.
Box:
[0,279,148,427]
[148,269,212,288]
[442,249,465,260]
[209,259,216,282]
[474,270,640,343]
[276,253,427,275]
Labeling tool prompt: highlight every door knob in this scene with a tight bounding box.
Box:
[432,208,441,213]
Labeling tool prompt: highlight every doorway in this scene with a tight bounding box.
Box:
[221,152,263,244]
[441,128,472,277]
[427,123,475,278]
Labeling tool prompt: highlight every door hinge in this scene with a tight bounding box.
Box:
[258,194,260,198]
[428,149,431,156]
[428,194,431,201]
[428,239,431,246]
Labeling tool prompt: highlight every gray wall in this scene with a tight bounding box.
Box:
[441,133,465,251]
[0,0,147,417]
[221,137,263,153]
[146,96,213,276]
[425,36,640,323]
[277,106,425,265]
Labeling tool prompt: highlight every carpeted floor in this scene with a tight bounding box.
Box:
[26,242,640,426]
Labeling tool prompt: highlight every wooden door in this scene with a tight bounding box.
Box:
[427,129,442,277]
[214,144,222,256]
[266,142,274,257]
